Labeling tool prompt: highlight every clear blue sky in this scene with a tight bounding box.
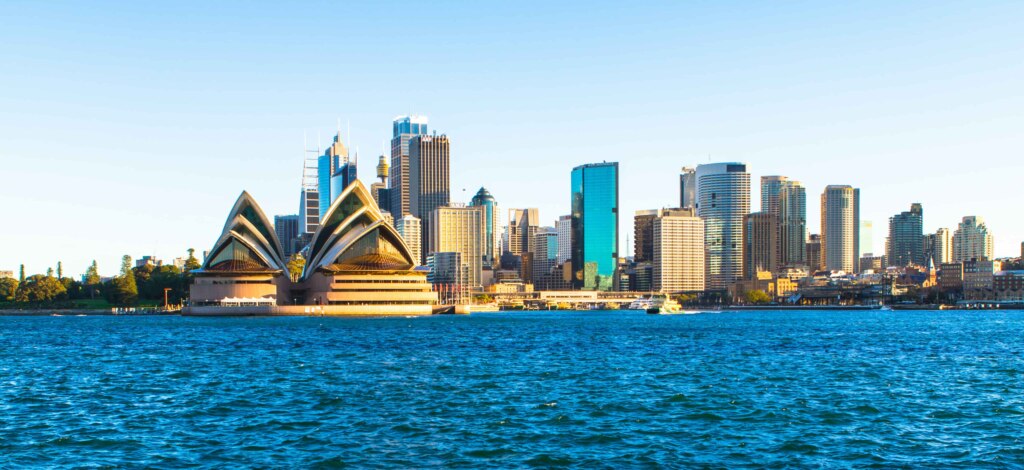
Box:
[2,1,1022,277]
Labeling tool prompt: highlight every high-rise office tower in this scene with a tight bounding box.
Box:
[410,134,450,256]
[469,187,501,269]
[556,215,572,265]
[299,189,319,235]
[820,185,860,272]
[633,209,658,263]
[923,228,953,265]
[744,212,779,279]
[571,162,619,291]
[778,180,806,267]
[395,215,422,265]
[953,216,995,262]
[508,208,540,283]
[859,221,874,257]
[806,234,822,272]
[389,115,429,217]
[371,154,390,210]
[531,227,559,289]
[318,132,353,217]
[507,208,540,256]
[887,203,924,267]
[430,205,486,289]
[274,215,300,258]
[679,167,697,209]
[652,208,705,292]
[695,162,751,290]
[760,176,788,215]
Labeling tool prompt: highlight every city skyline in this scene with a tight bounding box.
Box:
[3,1,1024,276]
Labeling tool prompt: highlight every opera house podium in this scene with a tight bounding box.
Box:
[185,181,437,316]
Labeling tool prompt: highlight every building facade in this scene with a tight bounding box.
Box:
[744,212,779,279]
[430,205,486,291]
[571,162,619,291]
[389,115,429,217]
[679,167,697,209]
[633,209,657,263]
[778,179,807,267]
[395,215,422,265]
[953,216,995,262]
[556,215,572,265]
[652,208,704,292]
[469,187,501,269]
[696,162,750,290]
[273,215,300,258]
[887,203,924,267]
[409,134,450,257]
[820,185,860,272]
[924,228,953,265]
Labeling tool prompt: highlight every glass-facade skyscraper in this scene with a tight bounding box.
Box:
[696,162,751,290]
[389,115,429,217]
[887,203,924,267]
[469,187,500,269]
[570,162,619,291]
[318,132,353,218]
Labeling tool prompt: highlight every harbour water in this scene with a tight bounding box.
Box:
[2,310,1023,467]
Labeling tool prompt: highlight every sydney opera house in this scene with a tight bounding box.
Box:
[184,181,438,316]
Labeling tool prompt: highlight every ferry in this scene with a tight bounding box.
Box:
[628,296,653,310]
[646,295,683,315]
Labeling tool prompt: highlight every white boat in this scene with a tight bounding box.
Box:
[628,297,653,310]
[646,295,682,314]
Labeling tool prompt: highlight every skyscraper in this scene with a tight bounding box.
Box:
[395,215,422,264]
[531,227,559,289]
[571,162,619,291]
[953,216,995,262]
[469,187,501,269]
[760,175,788,215]
[507,208,540,256]
[556,215,572,266]
[318,132,351,218]
[410,134,450,256]
[923,228,953,265]
[806,234,822,272]
[679,167,697,209]
[274,215,300,258]
[887,203,924,267]
[859,221,875,257]
[744,212,779,279]
[820,185,860,272]
[389,115,429,217]
[778,180,806,267]
[430,205,486,290]
[633,209,657,263]
[652,208,704,292]
[696,162,751,290]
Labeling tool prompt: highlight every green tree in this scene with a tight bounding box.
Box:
[185,248,201,271]
[147,265,184,302]
[744,290,772,304]
[108,255,138,306]
[19,264,25,283]
[286,253,305,282]
[15,275,67,303]
[0,278,18,301]
[57,261,63,279]
[84,261,101,299]
[46,267,54,278]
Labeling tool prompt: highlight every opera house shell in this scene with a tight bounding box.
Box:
[185,181,438,316]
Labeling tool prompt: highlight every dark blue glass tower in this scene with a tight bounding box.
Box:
[571,162,619,291]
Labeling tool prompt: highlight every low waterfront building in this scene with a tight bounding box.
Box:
[939,262,964,293]
[963,259,1002,300]
[994,271,1024,301]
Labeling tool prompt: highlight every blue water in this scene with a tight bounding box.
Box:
[2,310,1024,467]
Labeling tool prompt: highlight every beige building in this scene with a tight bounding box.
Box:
[652,208,704,292]
[820,185,860,272]
[430,205,487,290]
[924,228,953,265]
[395,215,422,264]
[953,216,995,262]
[963,259,1002,300]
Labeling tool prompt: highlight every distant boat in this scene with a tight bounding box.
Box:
[628,296,653,310]
[646,295,682,315]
